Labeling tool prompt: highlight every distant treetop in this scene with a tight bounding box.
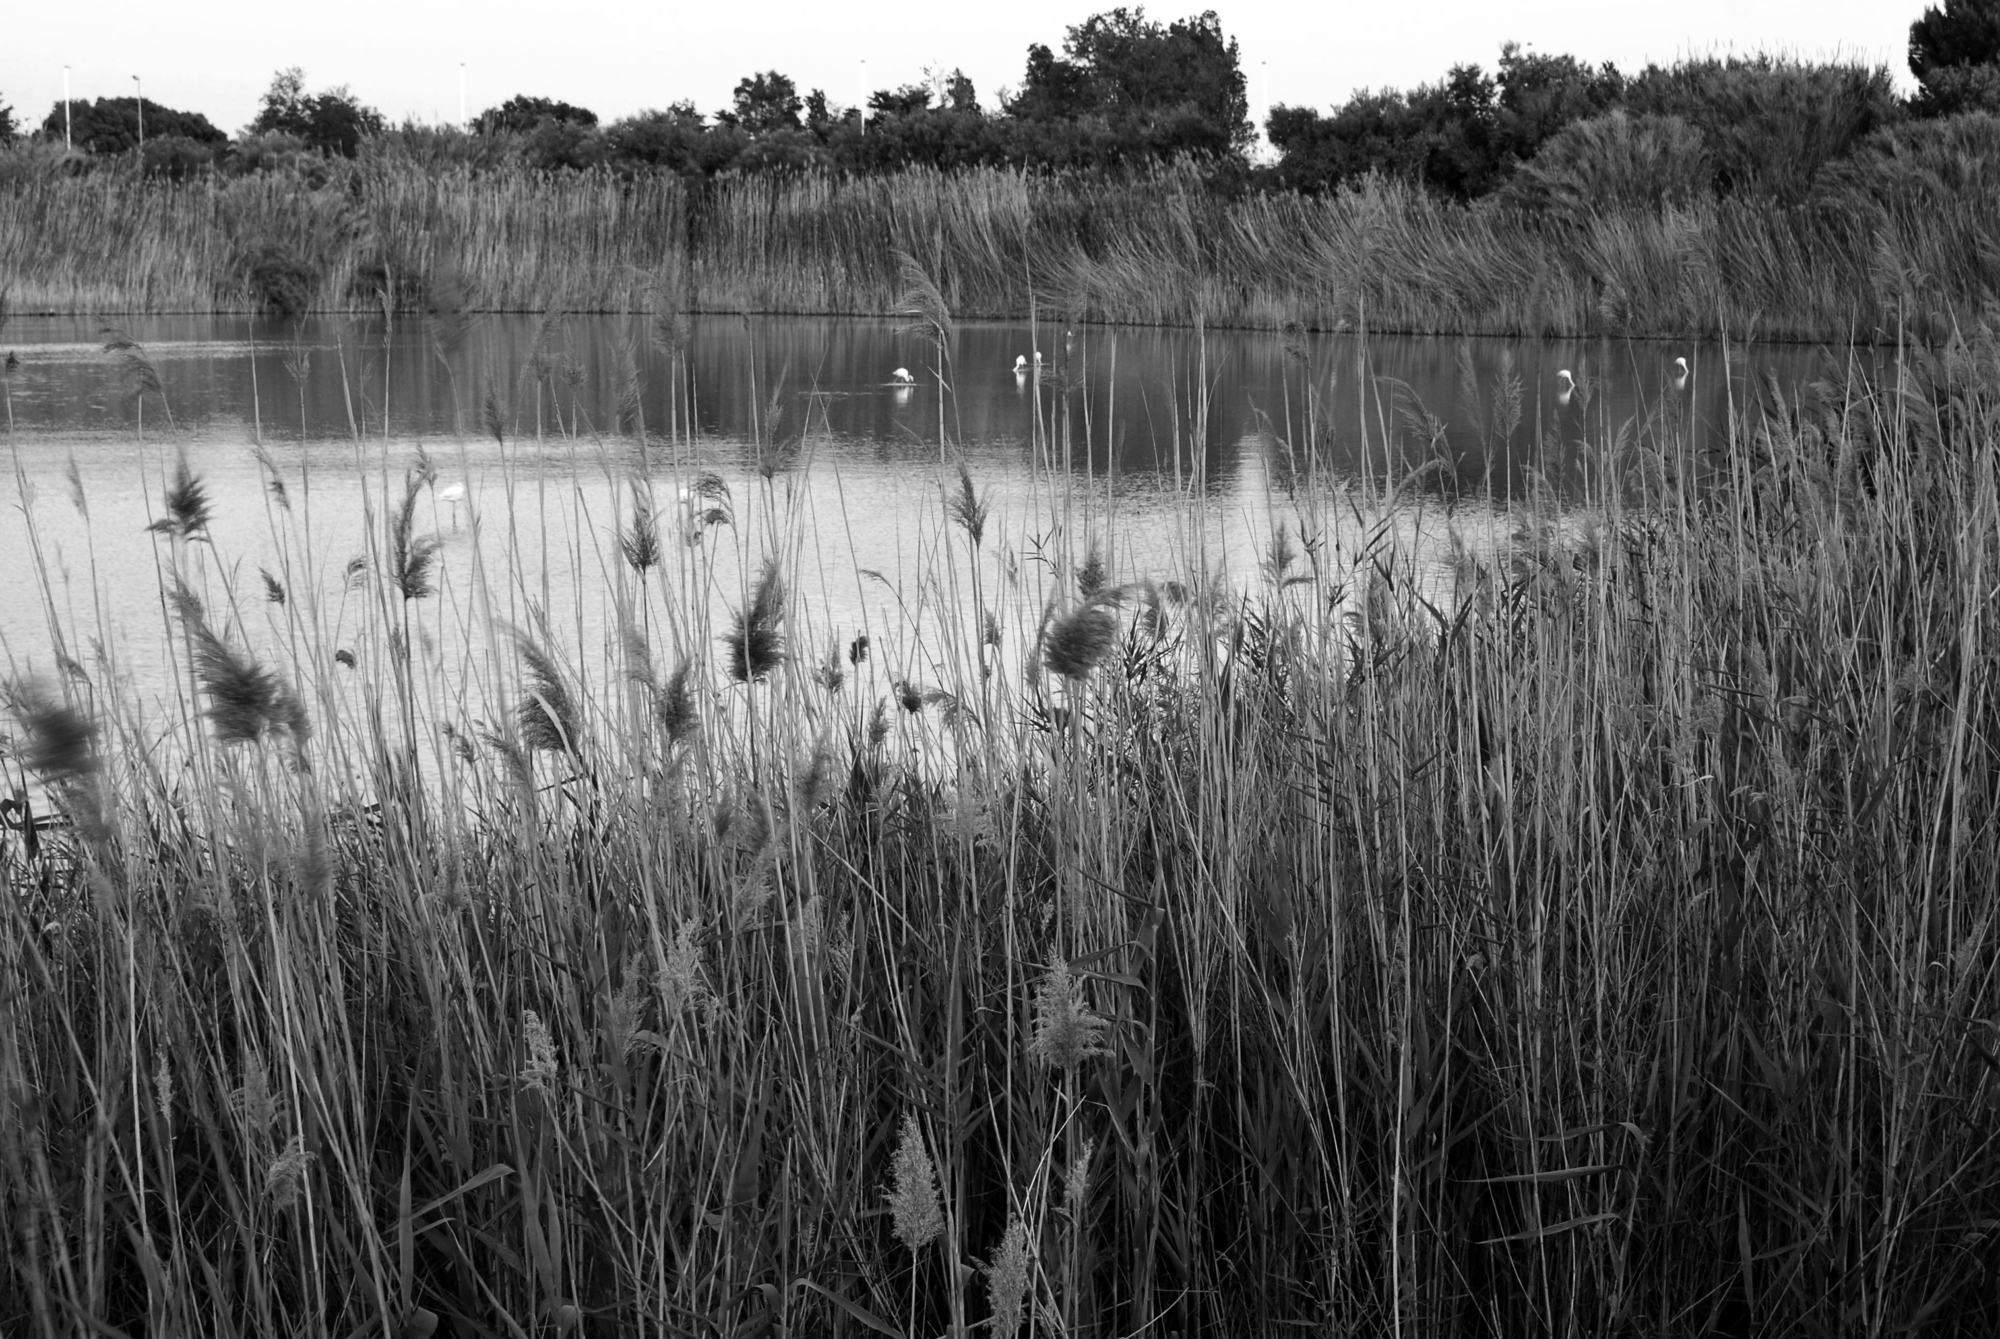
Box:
[249,68,385,157]
[477,95,599,135]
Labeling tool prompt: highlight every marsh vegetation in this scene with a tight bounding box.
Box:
[3,292,1999,1336]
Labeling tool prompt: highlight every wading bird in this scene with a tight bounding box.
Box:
[436,482,467,530]
[890,367,915,385]
[1673,356,1690,390]
[1557,369,1575,407]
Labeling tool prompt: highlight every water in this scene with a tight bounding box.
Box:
[0,313,1871,738]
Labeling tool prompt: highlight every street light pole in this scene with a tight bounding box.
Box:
[459,63,466,129]
[132,74,144,155]
[63,66,72,150]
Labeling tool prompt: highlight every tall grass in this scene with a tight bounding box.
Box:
[2,308,1999,1338]
[4,146,1997,339]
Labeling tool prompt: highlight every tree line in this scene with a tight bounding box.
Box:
[2,0,1997,202]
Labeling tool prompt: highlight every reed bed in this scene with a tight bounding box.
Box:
[2,312,1999,1339]
[4,154,1996,341]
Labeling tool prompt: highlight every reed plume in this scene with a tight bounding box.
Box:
[725,558,786,684]
[1029,960,1110,1070]
[517,637,582,757]
[947,463,990,549]
[388,470,443,601]
[620,495,661,573]
[174,585,310,750]
[885,1112,945,1253]
[146,453,212,540]
[1042,598,1120,683]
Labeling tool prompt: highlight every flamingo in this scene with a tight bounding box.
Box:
[436,482,467,530]
[1556,369,1575,407]
[1673,356,1690,390]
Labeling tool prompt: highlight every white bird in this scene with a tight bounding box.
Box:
[890,367,914,385]
[1673,356,1690,390]
[1013,355,1029,373]
[1556,368,1575,407]
[436,482,467,530]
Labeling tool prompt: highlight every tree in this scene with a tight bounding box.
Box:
[37,97,225,154]
[1908,0,2000,115]
[0,97,17,143]
[478,95,598,135]
[869,84,933,118]
[724,72,803,134]
[1494,43,1624,163]
[250,68,385,157]
[1008,8,1252,161]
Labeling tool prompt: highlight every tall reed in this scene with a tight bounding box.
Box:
[4,152,1995,340]
[2,310,1998,1338]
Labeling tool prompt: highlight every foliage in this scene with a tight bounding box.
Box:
[477,94,598,134]
[2,320,1999,1338]
[0,97,16,143]
[243,241,321,316]
[141,134,216,181]
[1909,0,2000,116]
[1008,7,1251,158]
[1623,56,1903,203]
[249,67,385,157]
[724,71,803,134]
[1500,110,1711,220]
[36,96,226,154]
[520,119,606,172]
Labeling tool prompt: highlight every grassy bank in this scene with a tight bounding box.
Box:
[4,148,1997,340]
[3,316,1999,1337]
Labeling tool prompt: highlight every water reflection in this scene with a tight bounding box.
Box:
[2,313,1878,495]
[0,313,1886,729]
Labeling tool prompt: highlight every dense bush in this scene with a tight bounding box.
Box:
[243,241,321,316]
[1909,0,2000,114]
[1499,111,1710,220]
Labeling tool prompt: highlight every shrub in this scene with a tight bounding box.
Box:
[141,134,214,181]
[243,241,320,316]
[1501,110,1710,220]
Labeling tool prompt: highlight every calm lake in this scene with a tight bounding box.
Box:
[0,313,1879,733]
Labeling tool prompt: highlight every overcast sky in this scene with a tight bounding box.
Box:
[5,0,1928,138]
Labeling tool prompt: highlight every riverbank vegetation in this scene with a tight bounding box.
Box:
[4,4,2000,336]
[3,299,1999,1334]
[2,125,1997,339]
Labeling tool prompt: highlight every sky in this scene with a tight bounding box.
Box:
[3,0,1929,140]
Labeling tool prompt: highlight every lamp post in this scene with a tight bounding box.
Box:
[63,66,71,150]
[459,63,466,129]
[860,58,866,136]
[132,74,144,155]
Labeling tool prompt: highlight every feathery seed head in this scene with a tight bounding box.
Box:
[885,1111,945,1253]
[1029,960,1111,1071]
[983,1214,1033,1336]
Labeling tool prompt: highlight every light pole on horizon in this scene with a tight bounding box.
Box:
[132,75,143,155]
[859,58,866,136]
[459,63,466,129]
[63,66,71,150]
